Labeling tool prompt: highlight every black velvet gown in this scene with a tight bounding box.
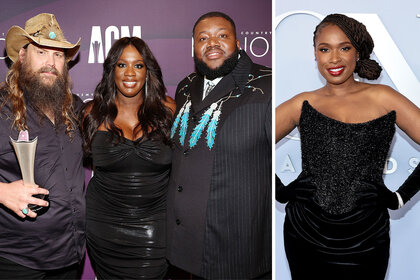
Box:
[86,131,171,279]
[284,101,396,280]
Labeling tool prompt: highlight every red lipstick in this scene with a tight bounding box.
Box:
[327,66,345,76]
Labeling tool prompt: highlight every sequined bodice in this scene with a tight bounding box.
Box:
[299,101,396,214]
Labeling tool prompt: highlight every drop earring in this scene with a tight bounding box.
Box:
[144,72,148,99]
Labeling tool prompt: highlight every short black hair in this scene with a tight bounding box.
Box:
[193,11,236,37]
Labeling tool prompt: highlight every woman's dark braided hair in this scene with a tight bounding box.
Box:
[313,14,382,80]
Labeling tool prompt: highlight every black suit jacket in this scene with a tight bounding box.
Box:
[167,51,271,279]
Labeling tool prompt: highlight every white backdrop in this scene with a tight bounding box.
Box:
[274,1,420,279]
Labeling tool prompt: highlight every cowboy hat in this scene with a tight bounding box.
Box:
[5,13,81,63]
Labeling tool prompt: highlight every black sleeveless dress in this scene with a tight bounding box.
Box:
[86,131,171,279]
[284,101,396,280]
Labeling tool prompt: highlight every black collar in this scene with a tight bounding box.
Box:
[190,50,253,114]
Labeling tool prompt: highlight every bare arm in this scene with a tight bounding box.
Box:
[379,86,420,145]
[275,93,307,143]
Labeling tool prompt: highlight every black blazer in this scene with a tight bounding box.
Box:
[167,51,272,279]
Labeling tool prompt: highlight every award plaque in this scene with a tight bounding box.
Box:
[10,131,49,213]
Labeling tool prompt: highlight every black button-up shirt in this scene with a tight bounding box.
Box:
[0,93,85,270]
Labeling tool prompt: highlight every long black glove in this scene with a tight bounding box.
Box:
[397,162,420,204]
[359,180,399,210]
[276,174,314,204]
[276,175,288,203]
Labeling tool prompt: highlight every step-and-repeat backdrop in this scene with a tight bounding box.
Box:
[275,1,420,279]
[0,1,271,279]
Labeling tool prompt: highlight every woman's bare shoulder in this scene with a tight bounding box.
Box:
[287,89,323,107]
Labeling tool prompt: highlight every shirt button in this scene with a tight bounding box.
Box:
[177,186,183,192]
[183,149,190,156]
[65,167,68,171]
[192,116,197,122]
[176,219,181,225]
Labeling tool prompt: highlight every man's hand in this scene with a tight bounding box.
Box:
[0,180,49,218]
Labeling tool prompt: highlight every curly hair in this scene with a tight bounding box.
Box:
[0,56,77,137]
[313,13,382,80]
[81,37,173,157]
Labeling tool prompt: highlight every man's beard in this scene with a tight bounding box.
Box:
[18,59,68,125]
[194,47,240,80]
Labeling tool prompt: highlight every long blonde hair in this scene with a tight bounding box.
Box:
[1,58,77,138]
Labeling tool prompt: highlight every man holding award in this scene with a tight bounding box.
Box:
[0,13,85,278]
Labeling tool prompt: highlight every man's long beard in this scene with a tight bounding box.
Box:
[194,47,240,80]
[18,60,68,125]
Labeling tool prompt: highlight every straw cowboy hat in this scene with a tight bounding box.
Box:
[5,13,81,63]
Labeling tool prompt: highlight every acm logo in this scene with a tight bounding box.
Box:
[88,26,141,64]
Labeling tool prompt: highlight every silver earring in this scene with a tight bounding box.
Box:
[144,74,148,98]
